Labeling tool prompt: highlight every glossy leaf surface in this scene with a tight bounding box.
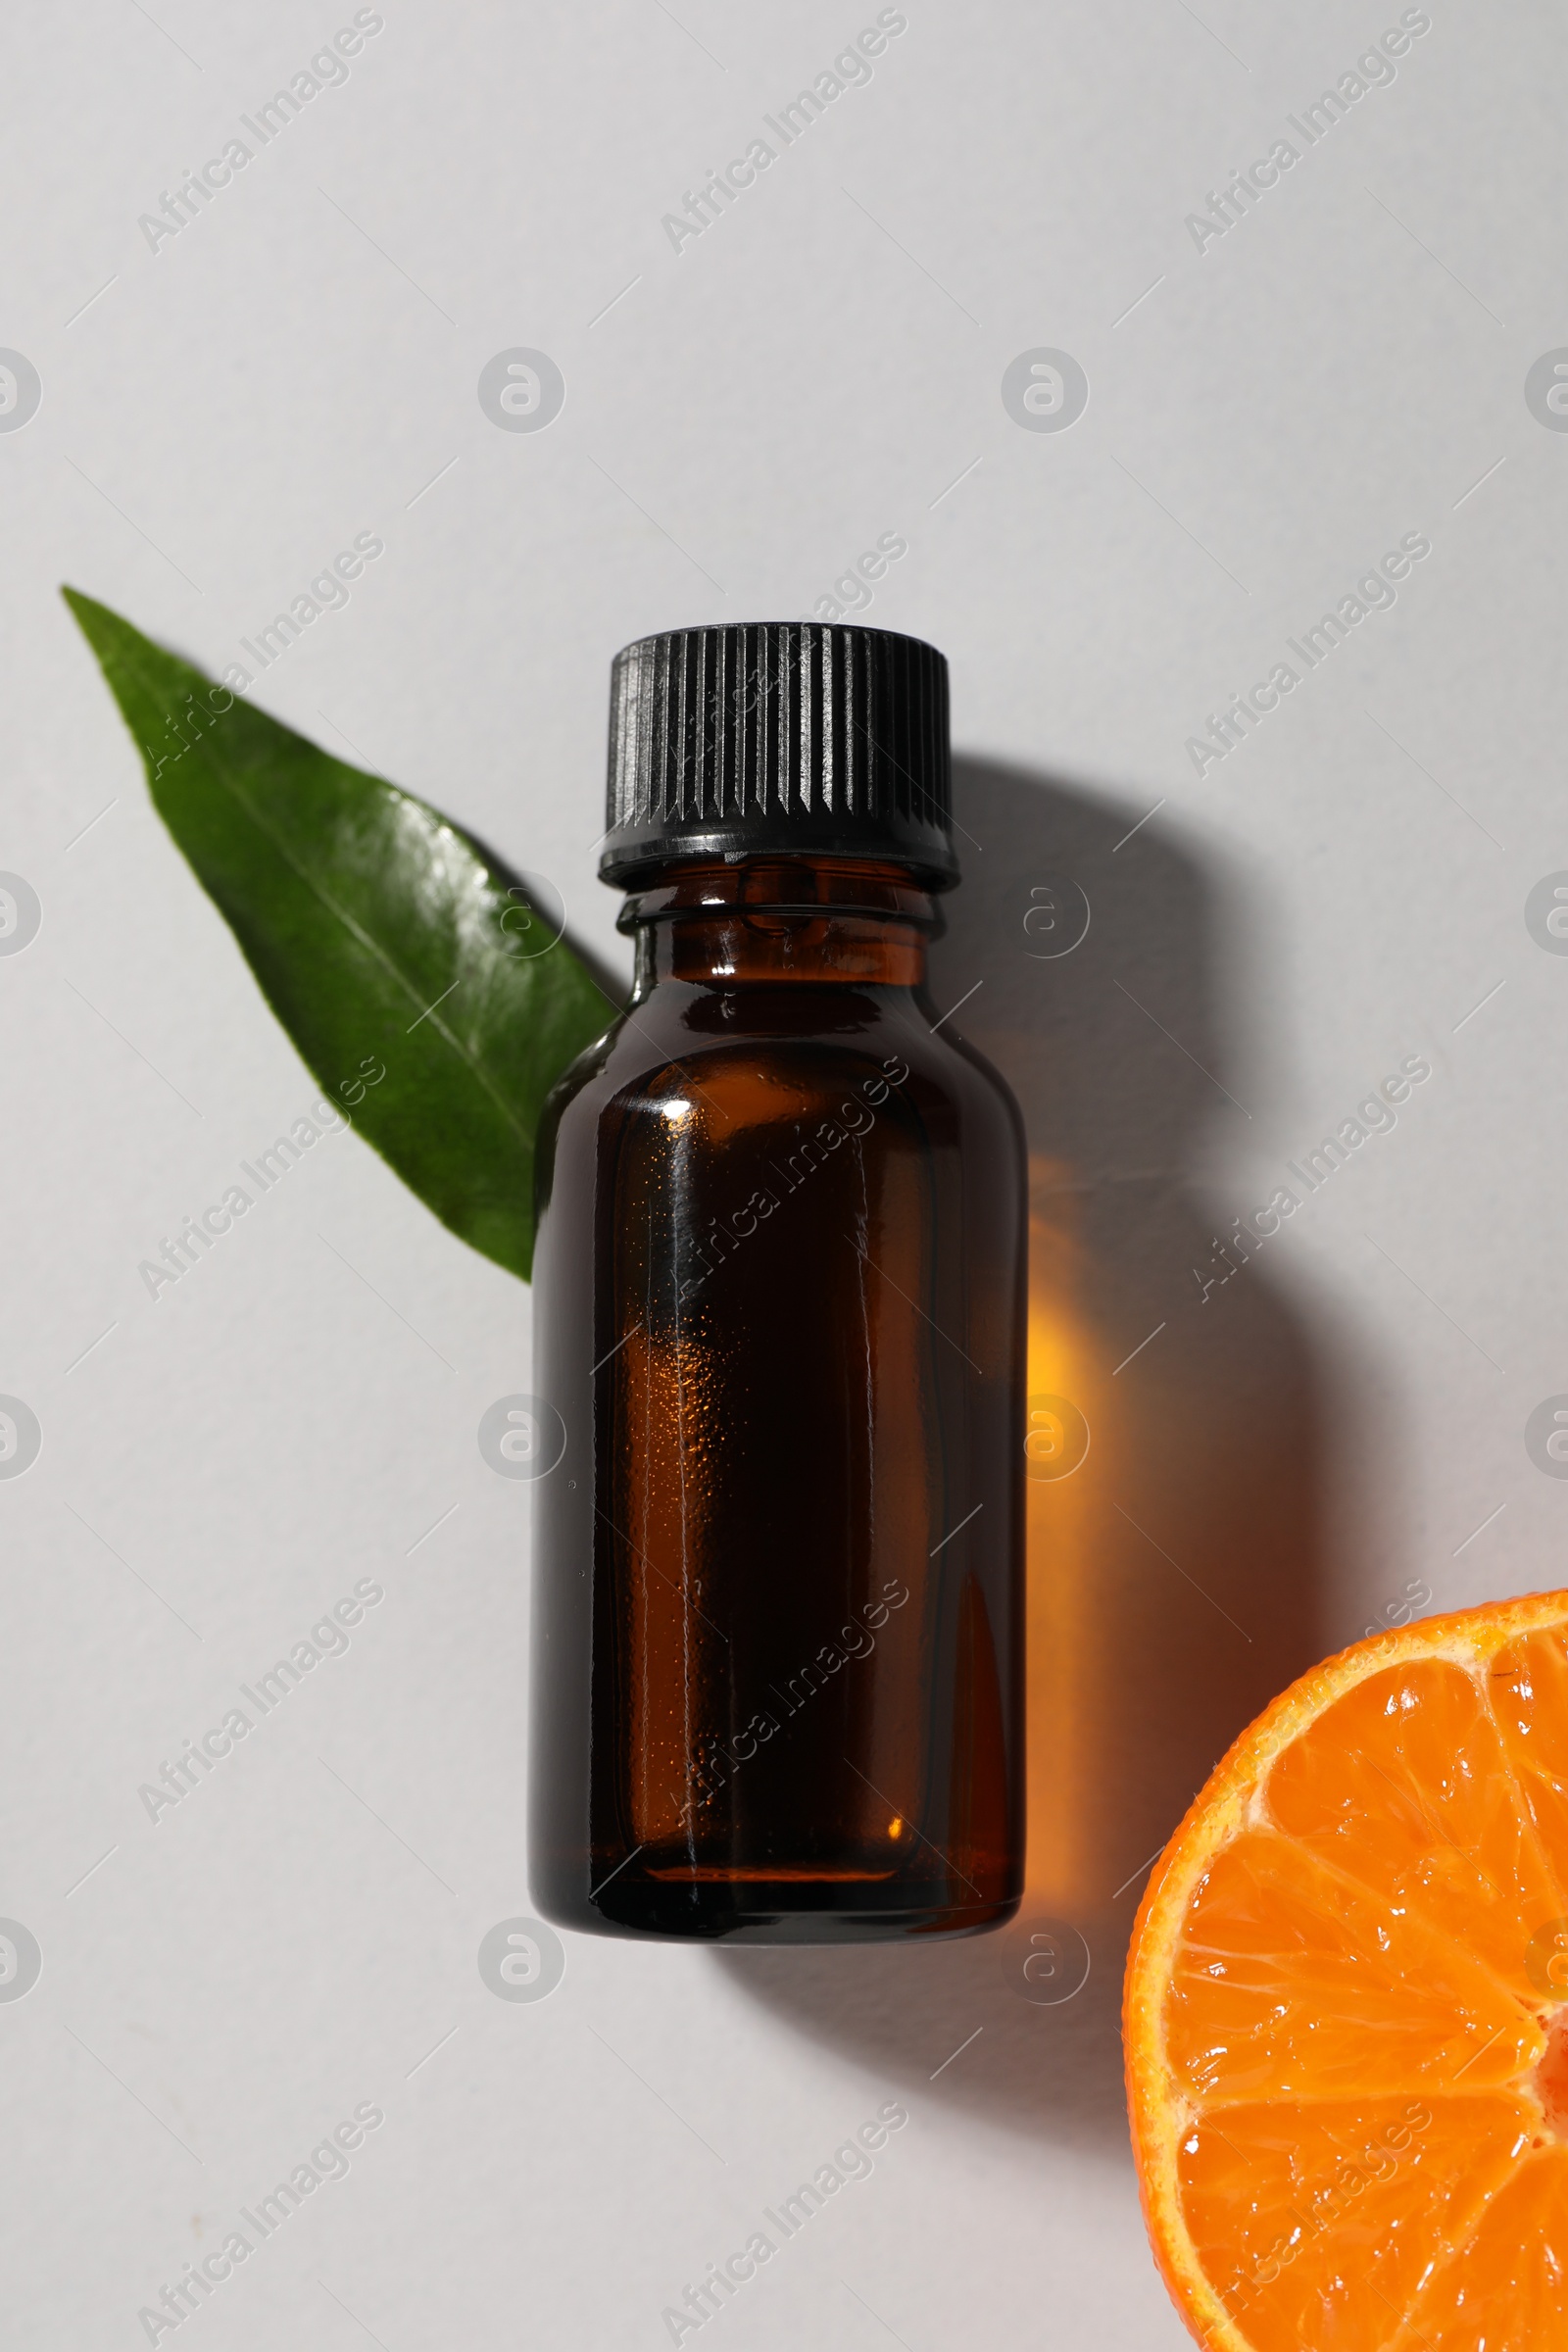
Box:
[65,587,611,1279]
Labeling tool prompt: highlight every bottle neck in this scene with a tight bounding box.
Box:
[619,858,939,993]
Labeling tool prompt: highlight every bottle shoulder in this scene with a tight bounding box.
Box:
[540,982,1022,1167]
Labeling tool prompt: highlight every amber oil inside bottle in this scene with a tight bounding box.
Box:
[528,855,1026,1941]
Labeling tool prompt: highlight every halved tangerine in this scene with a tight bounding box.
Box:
[1124,1589,1568,2350]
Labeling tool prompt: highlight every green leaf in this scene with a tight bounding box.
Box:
[64,587,612,1282]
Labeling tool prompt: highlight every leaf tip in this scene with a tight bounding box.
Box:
[60,583,120,658]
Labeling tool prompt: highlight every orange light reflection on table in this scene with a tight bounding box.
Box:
[1024,1157,1106,1915]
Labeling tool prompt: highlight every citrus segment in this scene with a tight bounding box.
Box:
[1175,2094,1534,2352]
[1492,1628,1568,1788]
[1125,1590,1568,2352]
[1165,1831,1540,2106]
[1390,2145,1568,2349]
[1265,1659,1568,2001]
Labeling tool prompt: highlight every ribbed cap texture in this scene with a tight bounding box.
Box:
[600,623,956,887]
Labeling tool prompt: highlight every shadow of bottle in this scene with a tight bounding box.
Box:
[710,758,1330,2154]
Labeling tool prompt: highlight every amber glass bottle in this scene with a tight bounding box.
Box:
[529,623,1025,1940]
